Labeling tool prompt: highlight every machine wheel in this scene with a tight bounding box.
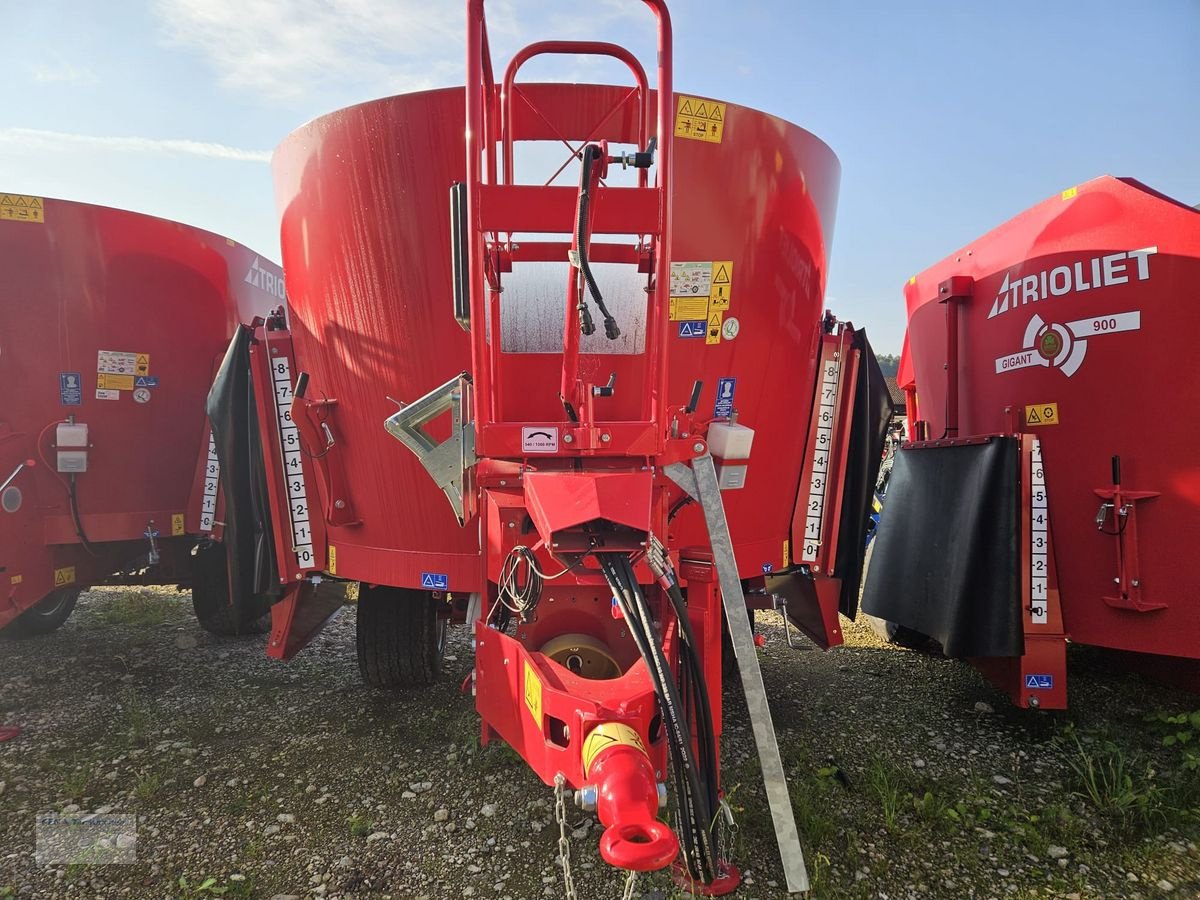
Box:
[356,585,447,688]
[191,542,272,636]
[721,603,756,682]
[5,588,80,637]
[865,615,942,653]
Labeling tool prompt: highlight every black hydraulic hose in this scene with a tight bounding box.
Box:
[665,580,719,816]
[576,145,620,340]
[599,552,715,882]
[601,554,705,876]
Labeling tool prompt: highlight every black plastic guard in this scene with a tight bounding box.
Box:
[860,438,1023,658]
[207,326,281,612]
[833,330,894,618]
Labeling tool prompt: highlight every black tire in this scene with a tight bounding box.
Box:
[356,585,447,689]
[865,615,942,653]
[721,602,756,682]
[6,588,80,636]
[191,542,271,636]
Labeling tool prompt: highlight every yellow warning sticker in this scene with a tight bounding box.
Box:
[674,95,727,144]
[709,260,733,310]
[706,310,724,345]
[0,193,44,224]
[1025,402,1059,427]
[582,722,647,776]
[53,566,76,587]
[328,545,337,576]
[782,540,790,569]
[97,373,135,391]
[669,295,710,321]
[171,513,186,536]
[523,660,543,728]
[135,354,150,376]
[1061,187,1078,201]
[10,574,22,585]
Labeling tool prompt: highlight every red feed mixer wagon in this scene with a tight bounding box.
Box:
[863,177,1200,710]
[217,0,891,892]
[0,194,283,636]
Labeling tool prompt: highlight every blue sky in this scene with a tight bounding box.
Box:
[3,0,1196,353]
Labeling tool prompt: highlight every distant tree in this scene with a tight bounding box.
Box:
[875,353,900,377]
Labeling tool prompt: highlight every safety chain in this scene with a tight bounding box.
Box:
[554,773,642,900]
[553,774,578,900]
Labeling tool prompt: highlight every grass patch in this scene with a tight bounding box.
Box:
[119,689,158,747]
[347,812,374,839]
[865,756,905,831]
[1057,727,1163,831]
[61,764,92,802]
[134,770,162,802]
[97,591,177,627]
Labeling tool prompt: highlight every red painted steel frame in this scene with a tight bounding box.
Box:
[899,176,1200,700]
[465,0,674,457]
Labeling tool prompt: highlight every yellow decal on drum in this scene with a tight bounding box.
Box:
[53,566,76,587]
[0,193,44,224]
[709,261,733,310]
[171,514,186,536]
[1024,403,1059,427]
[674,96,726,144]
[669,296,710,321]
[706,310,724,345]
[97,373,135,391]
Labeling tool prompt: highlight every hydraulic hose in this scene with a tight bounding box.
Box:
[598,552,715,882]
[575,144,620,340]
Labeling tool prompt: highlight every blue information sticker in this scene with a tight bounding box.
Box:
[59,372,82,406]
[678,320,706,338]
[134,375,160,388]
[713,377,736,418]
[421,572,449,590]
[1024,673,1053,689]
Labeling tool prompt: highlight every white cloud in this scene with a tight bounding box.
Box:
[0,128,270,163]
[30,62,98,85]
[153,0,471,102]
[152,0,650,104]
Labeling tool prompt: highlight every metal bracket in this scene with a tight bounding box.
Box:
[664,454,809,894]
[384,372,477,525]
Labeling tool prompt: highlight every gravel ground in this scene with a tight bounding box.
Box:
[2,587,1199,899]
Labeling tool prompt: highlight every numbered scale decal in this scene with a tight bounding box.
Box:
[1029,439,1048,625]
[801,352,841,563]
[271,354,315,570]
[199,430,220,533]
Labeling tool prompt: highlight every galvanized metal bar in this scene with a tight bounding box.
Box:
[664,454,809,893]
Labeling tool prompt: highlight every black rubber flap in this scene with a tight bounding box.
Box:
[833,330,894,619]
[207,326,281,612]
[860,438,1023,658]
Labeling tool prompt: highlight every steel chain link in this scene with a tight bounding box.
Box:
[554,774,642,900]
[553,773,578,900]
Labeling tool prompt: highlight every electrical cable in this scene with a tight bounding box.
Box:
[37,420,97,555]
[67,474,98,556]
